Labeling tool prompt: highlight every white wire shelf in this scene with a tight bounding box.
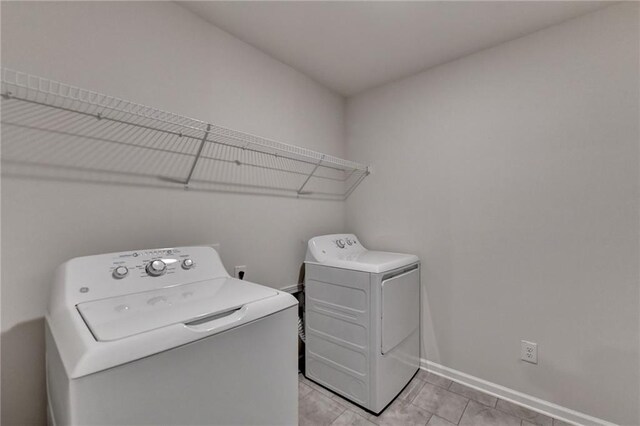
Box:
[0,68,369,200]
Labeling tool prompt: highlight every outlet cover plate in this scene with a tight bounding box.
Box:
[521,340,538,364]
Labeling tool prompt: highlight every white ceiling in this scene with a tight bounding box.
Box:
[180,1,612,96]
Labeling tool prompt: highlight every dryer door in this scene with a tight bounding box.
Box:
[381,264,420,355]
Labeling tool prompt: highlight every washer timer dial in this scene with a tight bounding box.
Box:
[146,260,167,277]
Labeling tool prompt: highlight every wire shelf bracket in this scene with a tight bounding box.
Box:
[184,123,211,188]
[0,68,370,200]
[297,155,325,196]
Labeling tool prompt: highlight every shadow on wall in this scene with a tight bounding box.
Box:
[2,318,47,426]
[421,280,442,363]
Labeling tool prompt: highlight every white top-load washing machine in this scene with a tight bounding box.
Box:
[304,234,420,414]
[46,246,298,426]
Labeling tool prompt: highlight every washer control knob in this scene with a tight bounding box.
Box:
[336,239,346,248]
[112,266,129,279]
[182,258,194,270]
[346,238,353,246]
[146,260,167,277]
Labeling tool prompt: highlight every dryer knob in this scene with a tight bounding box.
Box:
[146,260,167,277]
[336,239,346,248]
[346,239,353,246]
[182,258,194,270]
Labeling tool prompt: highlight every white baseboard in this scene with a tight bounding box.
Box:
[420,359,617,426]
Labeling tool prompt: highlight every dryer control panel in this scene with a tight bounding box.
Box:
[305,234,366,263]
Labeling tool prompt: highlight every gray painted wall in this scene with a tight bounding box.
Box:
[0,2,346,425]
[2,2,638,425]
[345,4,639,425]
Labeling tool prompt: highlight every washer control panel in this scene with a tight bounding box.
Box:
[107,248,196,281]
[55,246,228,306]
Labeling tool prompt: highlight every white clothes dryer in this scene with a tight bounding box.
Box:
[304,234,420,414]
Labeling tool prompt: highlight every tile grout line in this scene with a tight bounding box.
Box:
[407,377,472,424]
[457,398,472,425]
[408,378,427,405]
[446,380,500,409]
[492,399,540,426]
[328,408,356,426]
[493,399,541,425]
[307,385,348,425]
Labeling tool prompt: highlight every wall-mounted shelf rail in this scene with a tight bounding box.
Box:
[0,68,370,200]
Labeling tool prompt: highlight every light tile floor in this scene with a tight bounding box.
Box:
[299,372,573,426]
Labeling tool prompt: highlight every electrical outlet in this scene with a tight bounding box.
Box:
[234,265,247,280]
[521,340,538,364]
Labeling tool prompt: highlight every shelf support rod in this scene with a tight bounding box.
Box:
[343,167,370,200]
[297,155,325,195]
[184,123,211,188]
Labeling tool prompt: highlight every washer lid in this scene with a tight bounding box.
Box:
[77,277,278,341]
[309,251,419,273]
